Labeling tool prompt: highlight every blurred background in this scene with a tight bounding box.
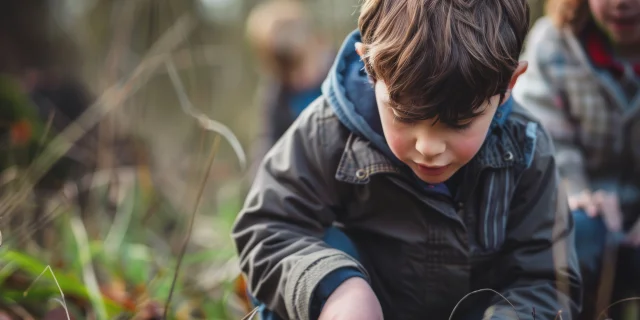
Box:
[0,0,545,319]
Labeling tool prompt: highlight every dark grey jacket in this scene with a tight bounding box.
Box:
[233,95,582,319]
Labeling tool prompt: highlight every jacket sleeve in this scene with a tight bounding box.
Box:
[232,101,368,320]
[484,125,582,319]
[512,18,589,195]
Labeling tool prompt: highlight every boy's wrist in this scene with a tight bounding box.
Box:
[310,267,366,319]
[318,277,382,320]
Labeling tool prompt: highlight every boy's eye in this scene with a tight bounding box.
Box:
[390,109,416,124]
[393,115,416,124]
[446,121,472,131]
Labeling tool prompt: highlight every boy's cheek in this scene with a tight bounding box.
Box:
[386,131,413,160]
[450,134,486,164]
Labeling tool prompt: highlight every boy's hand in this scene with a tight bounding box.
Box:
[569,190,622,232]
[318,277,383,320]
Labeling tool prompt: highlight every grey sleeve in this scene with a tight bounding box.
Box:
[232,101,368,320]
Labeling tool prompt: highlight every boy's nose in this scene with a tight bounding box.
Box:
[415,136,446,158]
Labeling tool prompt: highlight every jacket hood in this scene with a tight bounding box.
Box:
[321,30,396,162]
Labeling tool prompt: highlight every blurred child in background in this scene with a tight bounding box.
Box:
[245,0,335,177]
[513,0,640,317]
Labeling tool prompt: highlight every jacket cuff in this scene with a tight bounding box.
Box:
[285,249,368,320]
[309,267,366,319]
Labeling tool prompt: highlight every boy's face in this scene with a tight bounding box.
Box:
[355,42,527,184]
[374,81,502,184]
[589,0,640,46]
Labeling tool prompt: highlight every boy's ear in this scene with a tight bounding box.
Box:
[508,61,528,89]
[355,42,365,57]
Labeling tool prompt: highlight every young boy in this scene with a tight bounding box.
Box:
[233,1,582,319]
[513,0,640,317]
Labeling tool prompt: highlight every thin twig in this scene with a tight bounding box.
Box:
[103,0,139,87]
[165,59,246,170]
[596,297,640,320]
[23,265,71,320]
[163,134,222,319]
[448,288,521,320]
[140,193,162,226]
[38,110,56,149]
[241,307,260,320]
[4,201,66,246]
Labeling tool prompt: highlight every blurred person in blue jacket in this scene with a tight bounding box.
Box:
[245,0,335,179]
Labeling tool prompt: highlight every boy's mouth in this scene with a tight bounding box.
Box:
[415,164,450,177]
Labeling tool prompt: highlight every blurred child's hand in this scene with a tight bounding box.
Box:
[569,190,599,217]
[592,190,622,232]
[319,277,383,320]
[625,218,640,247]
[569,190,622,232]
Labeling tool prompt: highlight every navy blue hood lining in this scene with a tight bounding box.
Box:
[321,30,395,162]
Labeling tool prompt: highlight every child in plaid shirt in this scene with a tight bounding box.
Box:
[514,0,640,317]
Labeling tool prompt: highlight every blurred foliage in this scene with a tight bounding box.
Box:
[0,173,245,319]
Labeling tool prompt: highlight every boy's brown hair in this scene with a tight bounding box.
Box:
[358,0,530,124]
